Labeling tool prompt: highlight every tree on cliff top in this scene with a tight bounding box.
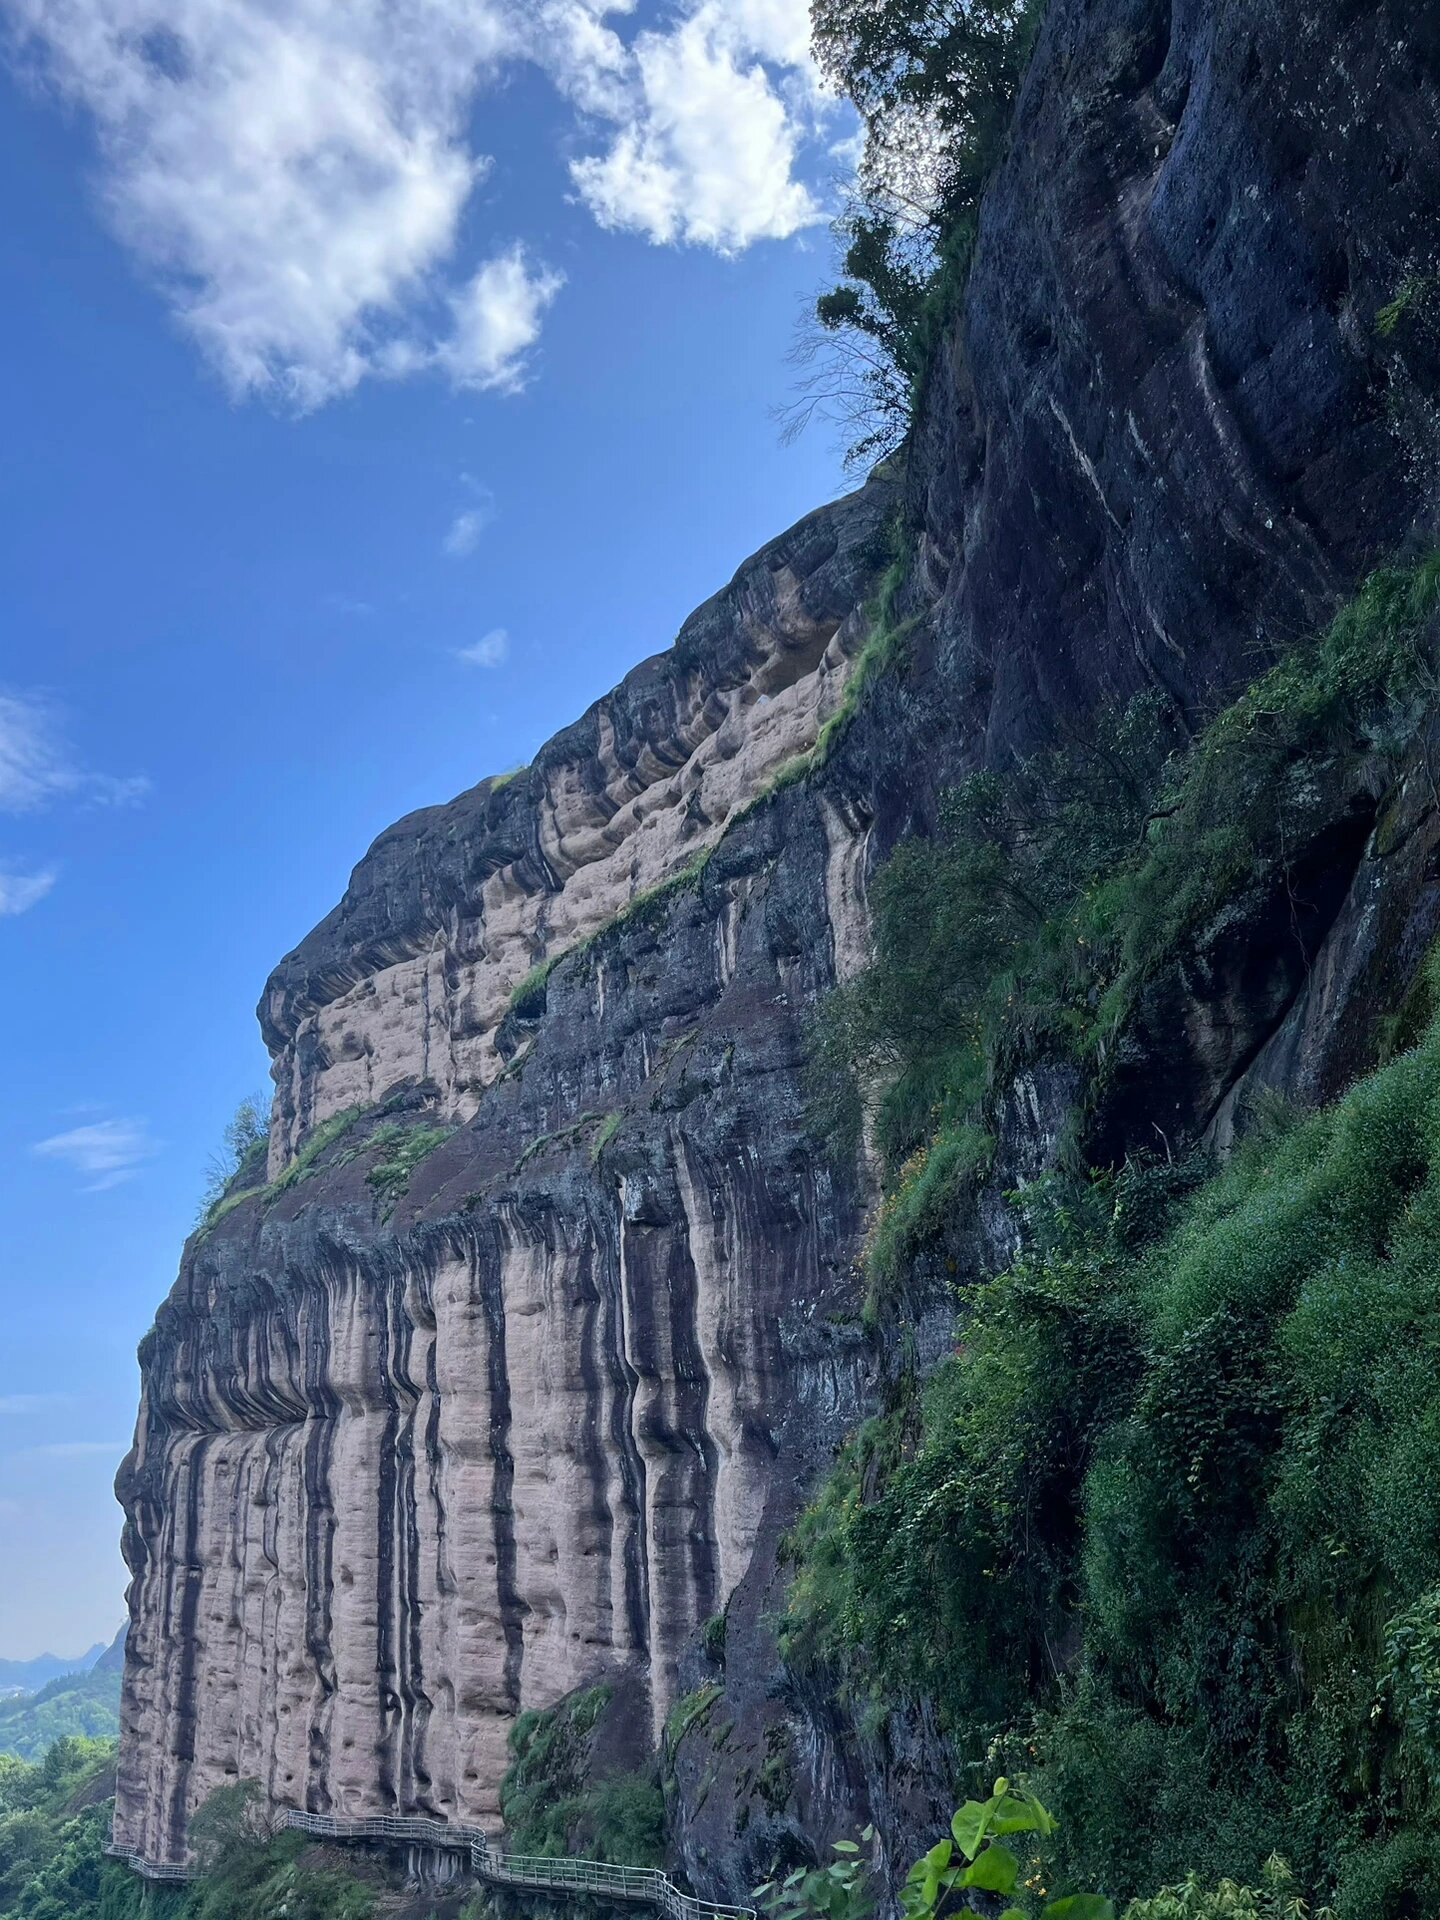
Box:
[796,0,1046,463]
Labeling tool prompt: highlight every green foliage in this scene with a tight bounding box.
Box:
[363,1121,455,1210]
[498,1686,662,1867]
[814,557,1440,1298]
[197,1094,271,1226]
[757,1782,1109,1920]
[701,1610,727,1667]
[1122,1855,1331,1919]
[0,1739,122,1920]
[270,1106,364,1195]
[0,1667,121,1761]
[1377,276,1437,341]
[785,996,1440,1913]
[183,1784,374,1920]
[756,1826,879,1920]
[592,1112,622,1163]
[0,1752,376,1920]
[862,1122,993,1311]
[803,0,1047,461]
[510,956,560,1019]
[663,1686,721,1758]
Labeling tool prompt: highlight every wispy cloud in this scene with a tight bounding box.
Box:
[1,0,832,408]
[0,866,57,917]
[11,1441,129,1460]
[456,629,510,669]
[0,1394,75,1416]
[444,505,495,559]
[0,691,148,814]
[33,1117,158,1191]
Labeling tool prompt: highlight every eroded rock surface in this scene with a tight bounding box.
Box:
[117,0,1440,1896]
[114,487,891,1864]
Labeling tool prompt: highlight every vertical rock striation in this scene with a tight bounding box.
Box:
[114,481,895,1863]
[117,0,1440,1896]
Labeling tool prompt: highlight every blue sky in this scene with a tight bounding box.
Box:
[0,0,853,1656]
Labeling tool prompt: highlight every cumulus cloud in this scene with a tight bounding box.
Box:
[456,628,510,669]
[438,247,565,392]
[33,1117,158,1191]
[0,867,58,916]
[2,0,832,406]
[570,0,824,250]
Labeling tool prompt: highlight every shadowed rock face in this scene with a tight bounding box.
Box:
[117,0,1440,1893]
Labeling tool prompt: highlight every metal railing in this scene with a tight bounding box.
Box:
[106,1806,754,1920]
[480,1847,753,1920]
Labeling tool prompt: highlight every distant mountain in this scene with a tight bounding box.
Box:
[0,1628,124,1759]
[0,1641,107,1697]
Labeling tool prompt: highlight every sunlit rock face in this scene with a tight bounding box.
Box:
[259,480,897,1175]
[113,479,894,1865]
[115,0,1440,1892]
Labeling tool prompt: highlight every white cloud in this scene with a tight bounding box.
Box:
[443,477,498,556]
[437,246,565,393]
[443,509,489,557]
[456,628,510,668]
[570,0,824,250]
[33,1117,158,1191]
[2,0,831,406]
[0,691,147,813]
[0,867,57,917]
[0,1395,75,1415]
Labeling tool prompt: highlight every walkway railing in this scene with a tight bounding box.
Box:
[106,1806,754,1920]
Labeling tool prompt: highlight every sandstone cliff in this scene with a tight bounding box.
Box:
[116,0,1440,1898]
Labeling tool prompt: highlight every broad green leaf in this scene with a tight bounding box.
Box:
[998,1910,1027,1920]
[958,1844,1019,1894]
[833,1841,861,1855]
[950,1800,991,1860]
[989,1791,1058,1838]
[924,1840,953,1873]
[1043,1896,1115,1920]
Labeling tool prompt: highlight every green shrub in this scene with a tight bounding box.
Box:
[270,1107,364,1195]
[813,557,1440,1294]
[785,990,1440,1913]
[364,1122,454,1210]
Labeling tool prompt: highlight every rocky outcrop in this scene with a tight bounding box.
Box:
[260,481,895,1172]
[117,0,1440,1898]
[113,483,894,1865]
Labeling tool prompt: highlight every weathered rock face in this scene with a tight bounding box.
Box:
[113,483,894,1864]
[117,0,1440,1896]
[260,482,894,1171]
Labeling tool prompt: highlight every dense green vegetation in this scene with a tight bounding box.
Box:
[809,555,1440,1315]
[788,1009,1440,1913]
[784,557,1440,1917]
[499,1688,665,1869]
[0,1748,377,1920]
[0,1739,120,1920]
[0,1671,120,1763]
